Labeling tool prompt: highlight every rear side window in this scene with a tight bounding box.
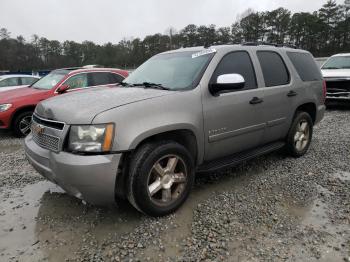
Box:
[0,77,19,87]
[257,51,290,87]
[211,51,257,90]
[21,77,38,85]
[91,72,115,86]
[287,52,322,81]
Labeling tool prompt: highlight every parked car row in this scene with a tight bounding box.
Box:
[0,68,128,136]
[18,44,327,216]
[0,74,40,92]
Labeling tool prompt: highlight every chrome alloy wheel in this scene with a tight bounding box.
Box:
[19,116,32,136]
[294,120,310,151]
[147,155,187,205]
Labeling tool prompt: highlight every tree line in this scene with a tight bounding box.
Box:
[0,0,349,71]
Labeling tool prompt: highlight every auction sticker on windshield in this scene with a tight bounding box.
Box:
[192,48,217,59]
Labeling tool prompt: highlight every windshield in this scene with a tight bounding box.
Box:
[31,70,68,90]
[322,56,350,69]
[123,50,215,90]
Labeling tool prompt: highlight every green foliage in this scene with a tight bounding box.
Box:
[0,0,349,71]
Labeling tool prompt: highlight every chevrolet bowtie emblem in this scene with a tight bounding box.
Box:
[32,123,45,134]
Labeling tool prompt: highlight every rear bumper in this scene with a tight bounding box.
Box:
[24,134,121,205]
[315,104,326,125]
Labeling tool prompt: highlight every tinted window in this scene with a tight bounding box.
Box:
[287,52,322,81]
[21,77,38,85]
[0,77,19,87]
[110,73,124,83]
[91,72,112,86]
[257,51,290,87]
[64,74,89,89]
[211,51,257,89]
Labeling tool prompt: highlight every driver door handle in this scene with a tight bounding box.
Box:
[249,97,264,105]
[287,90,298,97]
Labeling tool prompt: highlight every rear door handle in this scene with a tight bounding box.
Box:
[287,90,298,97]
[249,97,264,105]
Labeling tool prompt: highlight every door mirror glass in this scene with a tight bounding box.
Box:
[209,74,245,95]
[57,84,70,94]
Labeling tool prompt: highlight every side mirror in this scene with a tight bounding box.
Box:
[209,74,245,96]
[57,85,70,94]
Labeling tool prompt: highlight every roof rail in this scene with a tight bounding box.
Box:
[242,42,259,46]
[242,41,298,49]
[59,67,82,71]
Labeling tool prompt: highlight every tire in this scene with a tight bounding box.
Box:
[127,141,195,217]
[286,111,313,157]
[12,111,33,137]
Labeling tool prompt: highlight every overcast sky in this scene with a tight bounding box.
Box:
[0,0,343,44]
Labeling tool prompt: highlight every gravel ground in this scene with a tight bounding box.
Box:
[0,109,349,262]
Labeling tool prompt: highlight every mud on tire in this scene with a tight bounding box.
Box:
[127,141,195,217]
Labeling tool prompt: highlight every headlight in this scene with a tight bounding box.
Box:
[0,104,12,112]
[68,124,115,153]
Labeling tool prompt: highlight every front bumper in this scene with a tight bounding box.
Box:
[24,134,121,205]
[325,78,350,101]
[0,108,14,129]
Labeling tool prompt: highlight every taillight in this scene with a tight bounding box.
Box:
[322,80,327,104]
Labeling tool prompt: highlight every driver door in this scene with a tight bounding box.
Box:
[202,51,265,161]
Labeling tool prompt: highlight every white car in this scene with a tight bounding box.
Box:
[321,53,350,102]
[0,75,40,92]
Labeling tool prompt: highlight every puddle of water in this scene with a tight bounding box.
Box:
[333,171,350,182]
[281,187,349,262]
[0,180,143,261]
[0,181,61,261]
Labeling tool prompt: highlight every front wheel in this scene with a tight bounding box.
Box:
[12,111,33,137]
[286,111,313,157]
[127,141,195,217]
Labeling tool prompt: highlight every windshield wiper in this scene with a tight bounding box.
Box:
[132,82,171,90]
[119,82,134,87]
[323,67,341,69]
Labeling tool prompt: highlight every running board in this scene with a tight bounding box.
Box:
[197,141,285,173]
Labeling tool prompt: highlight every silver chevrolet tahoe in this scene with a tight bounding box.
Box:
[25,44,326,216]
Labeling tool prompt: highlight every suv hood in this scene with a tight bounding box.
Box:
[321,69,350,79]
[35,87,173,124]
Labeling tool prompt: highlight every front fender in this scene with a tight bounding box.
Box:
[92,89,205,164]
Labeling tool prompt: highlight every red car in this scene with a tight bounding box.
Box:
[0,67,128,137]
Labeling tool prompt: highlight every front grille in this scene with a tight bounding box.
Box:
[326,80,350,91]
[32,130,60,152]
[32,114,65,130]
[326,80,350,97]
[31,115,63,152]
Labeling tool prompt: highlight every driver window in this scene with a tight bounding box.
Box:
[64,74,88,89]
[211,51,257,90]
